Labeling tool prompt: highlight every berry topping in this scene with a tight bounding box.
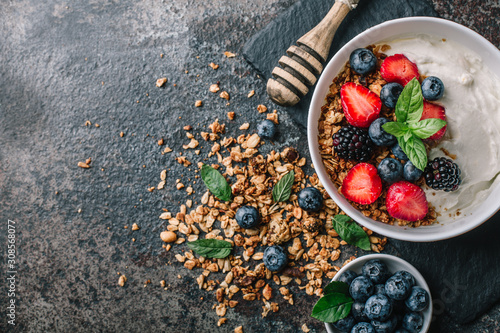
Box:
[235,205,260,229]
[349,48,377,75]
[424,157,461,192]
[380,54,420,86]
[297,187,323,212]
[332,125,374,161]
[421,76,445,101]
[341,163,382,205]
[403,161,423,183]
[263,245,288,272]
[377,157,404,184]
[391,142,409,161]
[380,82,404,108]
[257,119,277,139]
[368,118,397,147]
[341,82,382,128]
[420,101,447,140]
[386,181,428,221]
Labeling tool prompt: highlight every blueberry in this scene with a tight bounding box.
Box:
[235,205,260,229]
[352,301,369,322]
[421,76,444,101]
[405,286,430,312]
[257,119,277,139]
[378,158,403,184]
[350,48,377,75]
[403,161,423,183]
[374,284,387,296]
[362,259,390,284]
[392,143,409,161]
[297,187,323,212]
[368,118,397,147]
[394,271,416,288]
[337,270,358,286]
[351,322,376,333]
[333,315,356,333]
[380,82,404,108]
[385,274,411,300]
[401,312,424,333]
[263,245,288,272]
[350,276,375,302]
[371,315,398,333]
[364,294,393,321]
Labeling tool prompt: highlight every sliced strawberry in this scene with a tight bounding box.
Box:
[420,101,447,140]
[341,82,382,128]
[380,54,420,86]
[341,163,382,205]
[386,181,428,221]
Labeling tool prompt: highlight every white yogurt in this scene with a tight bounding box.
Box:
[380,35,500,222]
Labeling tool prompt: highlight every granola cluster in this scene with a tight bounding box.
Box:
[317,45,437,227]
[155,109,387,328]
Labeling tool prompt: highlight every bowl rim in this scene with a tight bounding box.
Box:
[307,16,500,242]
[324,253,433,333]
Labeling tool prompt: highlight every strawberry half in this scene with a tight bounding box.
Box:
[341,82,382,128]
[380,54,420,86]
[386,181,428,221]
[420,101,447,140]
[341,163,382,205]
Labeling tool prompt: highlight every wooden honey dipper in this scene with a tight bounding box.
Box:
[266,0,359,106]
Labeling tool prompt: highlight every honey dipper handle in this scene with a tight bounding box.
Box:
[267,1,352,107]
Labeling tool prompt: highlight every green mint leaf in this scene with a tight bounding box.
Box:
[395,78,423,124]
[403,129,413,142]
[272,170,295,202]
[311,292,353,323]
[409,118,447,139]
[200,164,232,202]
[323,281,349,296]
[381,122,409,138]
[187,239,232,259]
[331,215,371,251]
[398,135,427,171]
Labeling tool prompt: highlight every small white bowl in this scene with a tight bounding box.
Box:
[325,254,432,333]
[308,17,500,241]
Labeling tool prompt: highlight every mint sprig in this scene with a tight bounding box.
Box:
[382,78,446,171]
[331,215,371,251]
[311,281,353,323]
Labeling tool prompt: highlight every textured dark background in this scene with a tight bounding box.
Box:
[0,0,499,332]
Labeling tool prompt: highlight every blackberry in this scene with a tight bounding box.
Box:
[332,125,374,161]
[424,157,461,192]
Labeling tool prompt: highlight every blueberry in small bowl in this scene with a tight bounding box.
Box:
[405,286,430,312]
[362,259,390,284]
[351,322,376,333]
[385,273,412,300]
[337,269,358,286]
[364,294,393,321]
[350,276,375,302]
[402,311,424,333]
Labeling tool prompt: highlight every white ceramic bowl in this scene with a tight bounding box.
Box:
[325,254,432,333]
[308,17,500,242]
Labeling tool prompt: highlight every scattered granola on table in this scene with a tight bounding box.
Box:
[154,113,387,327]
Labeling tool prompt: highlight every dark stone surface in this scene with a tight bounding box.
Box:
[0,0,499,332]
[243,0,437,129]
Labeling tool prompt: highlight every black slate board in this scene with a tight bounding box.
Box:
[243,0,500,324]
[243,0,437,131]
